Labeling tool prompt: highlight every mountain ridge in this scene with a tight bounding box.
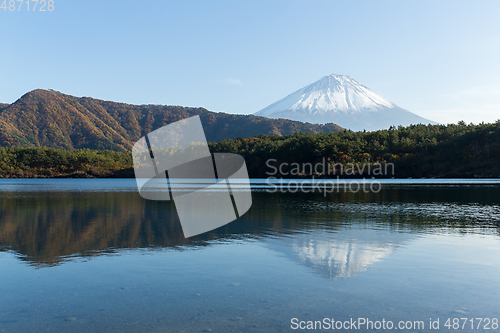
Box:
[0,89,344,151]
[255,74,436,131]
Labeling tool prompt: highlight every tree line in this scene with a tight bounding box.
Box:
[1,121,500,178]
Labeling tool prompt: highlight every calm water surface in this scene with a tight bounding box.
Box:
[1,179,500,332]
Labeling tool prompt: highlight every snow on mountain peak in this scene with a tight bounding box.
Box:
[258,74,394,117]
[255,74,436,131]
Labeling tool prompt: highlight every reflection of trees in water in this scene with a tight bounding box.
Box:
[1,186,499,267]
[0,192,185,266]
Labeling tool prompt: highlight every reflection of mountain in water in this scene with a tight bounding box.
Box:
[266,228,413,279]
[1,182,499,267]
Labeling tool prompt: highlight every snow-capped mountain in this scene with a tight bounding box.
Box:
[255,74,436,131]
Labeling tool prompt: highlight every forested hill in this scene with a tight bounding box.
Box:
[0,89,343,151]
[209,121,500,178]
[2,121,500,179]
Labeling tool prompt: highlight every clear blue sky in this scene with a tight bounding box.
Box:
[1,0,499,124]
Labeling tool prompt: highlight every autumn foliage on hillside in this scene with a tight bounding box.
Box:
[0,89,343,151]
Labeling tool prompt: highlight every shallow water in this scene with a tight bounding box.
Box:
[1,179,500,332]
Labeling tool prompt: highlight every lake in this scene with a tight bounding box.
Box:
[1,179,500,332]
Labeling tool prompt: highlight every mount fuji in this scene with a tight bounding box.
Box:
[255,75,436,131]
